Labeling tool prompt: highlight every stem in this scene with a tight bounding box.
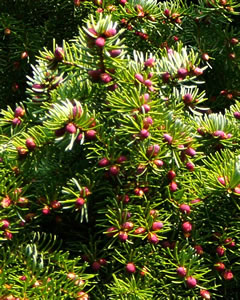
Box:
[98,48,105,72]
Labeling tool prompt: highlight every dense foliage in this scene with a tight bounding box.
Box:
[1,0,240,299]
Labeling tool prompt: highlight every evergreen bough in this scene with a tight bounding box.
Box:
[0,0,240,299]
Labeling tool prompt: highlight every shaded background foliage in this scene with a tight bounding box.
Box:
[0,0,94,107]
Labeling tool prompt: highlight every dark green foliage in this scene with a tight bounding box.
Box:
[0,0,94,107]
[1,0,240,299]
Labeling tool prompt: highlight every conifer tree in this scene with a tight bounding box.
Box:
[0,0,240,299]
